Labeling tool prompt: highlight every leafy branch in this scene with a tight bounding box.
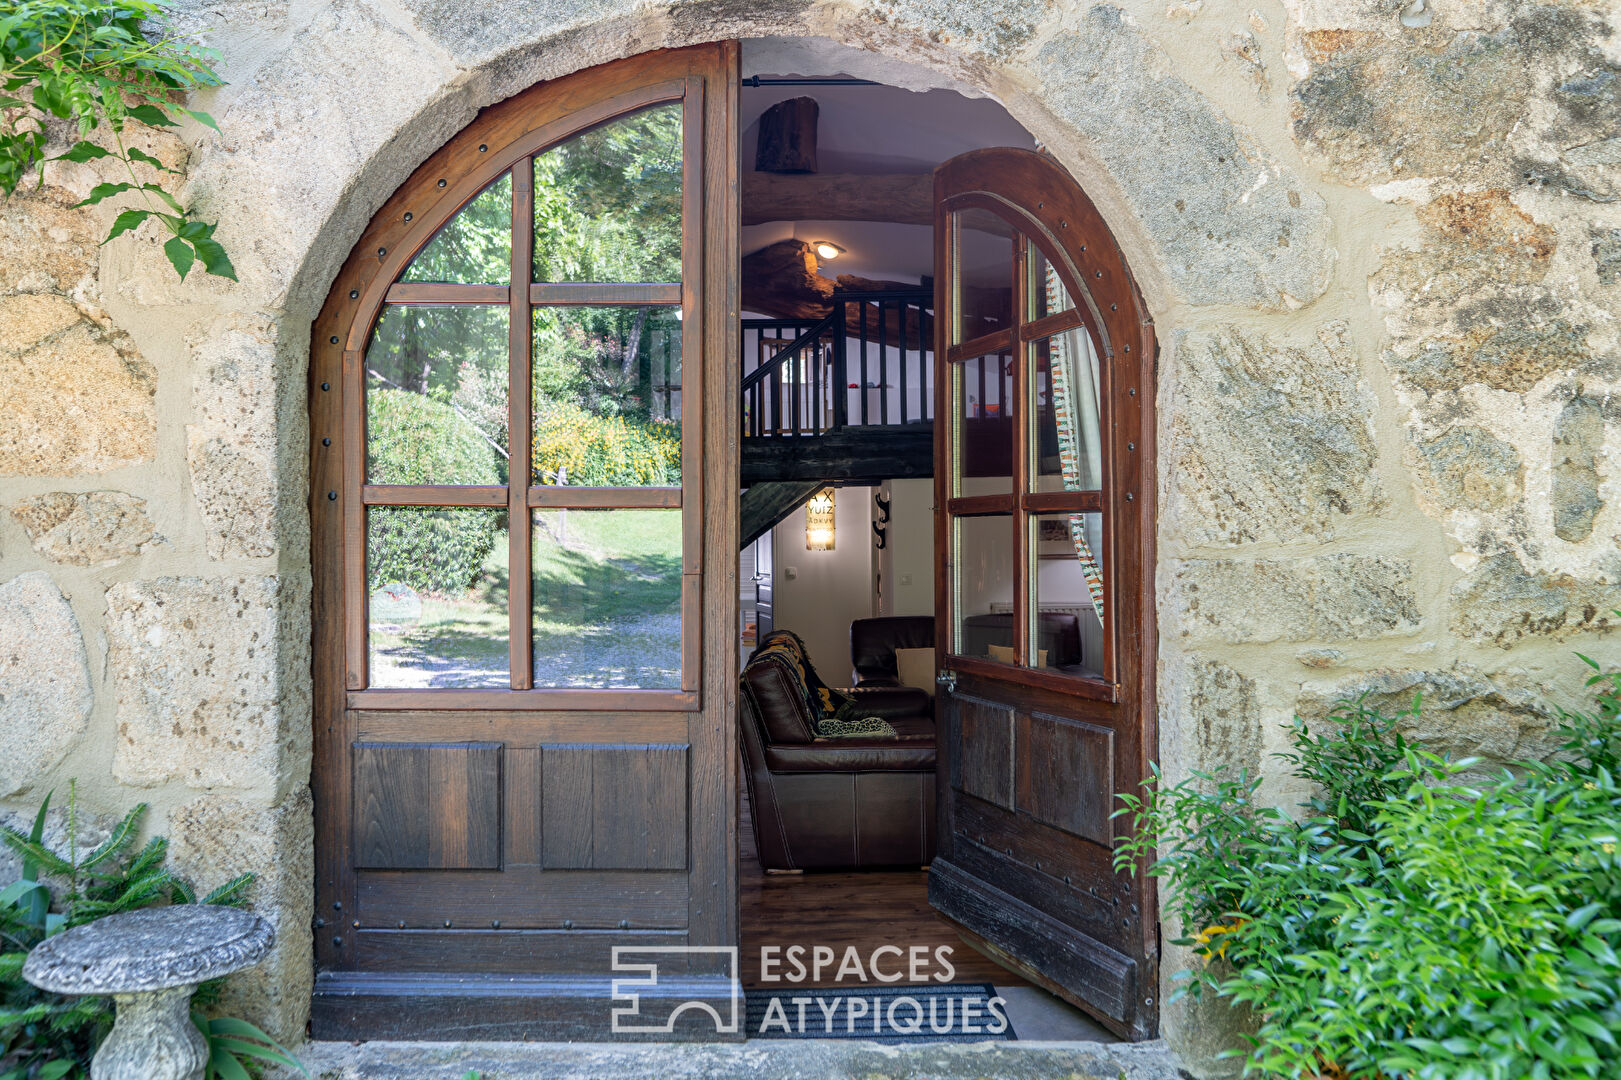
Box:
[0,0,234,281]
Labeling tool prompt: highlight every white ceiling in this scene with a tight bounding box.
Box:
[739,36,1034,285]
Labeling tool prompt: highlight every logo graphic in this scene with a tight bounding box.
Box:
[610,945,742,1034]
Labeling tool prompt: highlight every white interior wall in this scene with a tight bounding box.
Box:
[877,478,935,618]
[770,488,876,685]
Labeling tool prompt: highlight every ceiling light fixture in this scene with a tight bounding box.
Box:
[814,241,845,261]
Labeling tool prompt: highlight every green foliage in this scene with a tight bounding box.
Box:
[366,389,500,596]
[1116,651,1621,1079]
[0,1,234,280]
[532,397,680,487]
[1,786,301,1080]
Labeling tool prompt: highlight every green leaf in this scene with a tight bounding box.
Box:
[139,183,184,213]
[192,236,237,282]
[1566,901,1604,932]
[126,103,178,128]
[74,182,135,207]
[164,235,195,280]
[79,804,146,870]
[36,1061,74,1080]
[51,141,110,164]
[105,209,153,243]
[200,872,254,907]
[208,1044,252,1080]
[1568,1014,1617,1047]
[125,147,172,172]
[186,109,220,132]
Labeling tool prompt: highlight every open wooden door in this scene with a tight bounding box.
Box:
[927,148,1158,1040]
[308,44,741,1040]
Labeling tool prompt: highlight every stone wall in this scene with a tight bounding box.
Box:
[0,0,1615,1068]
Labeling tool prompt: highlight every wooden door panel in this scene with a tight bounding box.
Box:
[352,929,690,974]
[1016,712,1115,845]
[540,744,689,870]
[353,742,502,870]
[356,868,690,927]
[954,694,1014,808]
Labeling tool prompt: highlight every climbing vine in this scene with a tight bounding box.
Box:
[0,0,234,280]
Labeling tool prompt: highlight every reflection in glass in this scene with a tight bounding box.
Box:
[1031,512,1105,680]
[367,508,509,688]
[400,174,512,284]
[365,305,511,485]
[1027,240,1075,322]
[532,509,682,688]
[951,207,1014,343]
[954,354,1013,497]
[1032,331,1103,493]
[531,306,682,486]
[952,514,1014,662]
[534,102,683,283]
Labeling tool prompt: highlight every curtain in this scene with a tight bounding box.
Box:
[1044,266,1106,625]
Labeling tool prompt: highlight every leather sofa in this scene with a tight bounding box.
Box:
[849,615,935,687]
[739,633,937,870]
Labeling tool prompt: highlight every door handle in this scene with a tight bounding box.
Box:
[936,669,957,694]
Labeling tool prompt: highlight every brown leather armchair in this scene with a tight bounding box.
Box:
[739,634,937,870]
[849,615,935,687]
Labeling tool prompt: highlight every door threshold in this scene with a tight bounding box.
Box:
[295,1036,1183,1079]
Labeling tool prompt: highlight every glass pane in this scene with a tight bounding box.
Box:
[367,508,509,688]
[401,173,511,283]
[1028,240,1075,321]
[366,305,511,485]
[954,354,1013,497]
[952,514,1015,663]
[952,207,1014,343]
[532,508,682,688]
[1032,512,1105,680]
[532,306,682,486]
[1032,332,1103,492]
[533,102,683,283]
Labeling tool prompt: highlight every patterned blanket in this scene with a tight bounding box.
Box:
[747,630,897,738]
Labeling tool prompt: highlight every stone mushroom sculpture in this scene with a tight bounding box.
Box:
[23,906,276,1080]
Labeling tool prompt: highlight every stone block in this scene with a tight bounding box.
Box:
[1409,425,1522,515]
[1551,393,1604,543]
[1594,227,1621,284]
[1171,554,1420,644]
[168,789,314,1042]
[0,321,157,477]
[1297,665,1563,771]
[0,293,84,352]
[188,312,283,560]
[0,186,100,302]
[11,491,156,567]
[1167,322,1384,546]
[0,573,92,797]
[107,577,290,790]
[1450,551,1620,648]
[1033,5,1334,310]
[1161,656,1263,785]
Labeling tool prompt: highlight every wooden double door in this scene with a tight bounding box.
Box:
[310,45,1156,1041]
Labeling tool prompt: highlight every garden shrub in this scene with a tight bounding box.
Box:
[532,398,680,487]
[366,388,499,595]
[1116,651,1621,1079]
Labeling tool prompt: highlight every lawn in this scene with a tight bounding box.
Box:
[368,509,682,688]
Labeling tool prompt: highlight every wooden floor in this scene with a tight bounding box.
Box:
[739,788,1024,988]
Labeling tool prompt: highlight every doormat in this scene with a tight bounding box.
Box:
[744,983,1016,1041]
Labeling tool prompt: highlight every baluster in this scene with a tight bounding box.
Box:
[858,301,869,425]
[878,300,889,426]
[833,308,848,431]
[898,299,908,426]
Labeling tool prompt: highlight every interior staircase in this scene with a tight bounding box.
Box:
[739,289,934,547]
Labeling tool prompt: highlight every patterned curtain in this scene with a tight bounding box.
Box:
[1044,265,1106,625]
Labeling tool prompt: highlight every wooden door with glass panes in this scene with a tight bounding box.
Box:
[927,148,1159,1040]
[308,44,740,1040]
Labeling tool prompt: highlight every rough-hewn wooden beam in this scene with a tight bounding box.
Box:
[755,98,819,174]
[741,240,932,343]
[741,172,934,226]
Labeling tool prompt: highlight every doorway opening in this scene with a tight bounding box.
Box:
[732,38,1151,1043]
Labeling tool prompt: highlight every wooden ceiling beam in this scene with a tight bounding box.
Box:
[741,171,934,226]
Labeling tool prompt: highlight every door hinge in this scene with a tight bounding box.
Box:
[936,669,957,693]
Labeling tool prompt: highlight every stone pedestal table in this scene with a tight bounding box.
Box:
[23,906,276,1080]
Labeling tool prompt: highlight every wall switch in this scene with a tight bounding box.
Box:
[899,573,913,586]
[783,566,798,580]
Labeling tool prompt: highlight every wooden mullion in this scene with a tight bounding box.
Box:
[948,328,1014,364]
[680,72,705,579]
[1021,307,1085,342]
[362,485,507,507]
[508,160,534,691]
[948,493,1015,517]
[385,283,509,305]
[343,348,367,690]
[1011,238,1031,669]
[527,487,681,509]
[528,282,680,305]
[1022,490,1104,514]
